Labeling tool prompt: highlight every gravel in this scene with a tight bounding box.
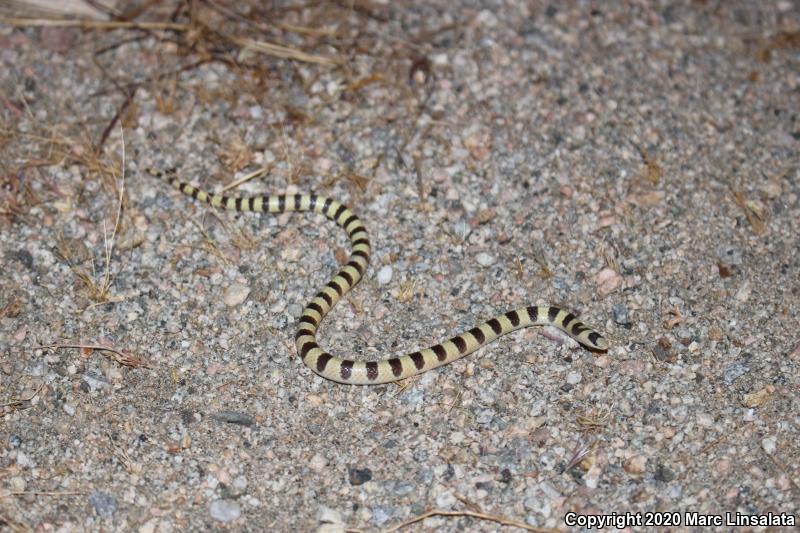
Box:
[376,265,393,285]
[1,1,798,531]
[88,491,118,518]
[209,499,241,522]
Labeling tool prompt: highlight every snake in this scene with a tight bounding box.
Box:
[147,168,608,384]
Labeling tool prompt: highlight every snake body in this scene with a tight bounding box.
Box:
[149,169,608,384]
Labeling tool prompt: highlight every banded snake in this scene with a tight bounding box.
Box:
[148,169,608,384]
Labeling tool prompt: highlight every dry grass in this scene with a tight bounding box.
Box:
[0,511,32,533]
[39,343,149,368]
[51,130,127,305]
[575,404,613,432]
[0,11,342,65]
[0,381,44,413]
[731,188,768,235]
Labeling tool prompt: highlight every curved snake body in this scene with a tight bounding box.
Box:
[149,169,608,384]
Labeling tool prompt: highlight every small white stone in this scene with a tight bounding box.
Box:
[453,220,471,241]
[431,53,449,65]
[475,252,495,267]
[9,476,25,492]
[585,464,602,489]
[435,491,456,508]
[63,403,76,416]
[735,281,751,302]
[16,451,35,468]
[138,518,158,533]
[696,413,713,427]
[566,371,582,385]
[761,436,777,454]
[223,283,250,307]
[209,500,240,522]
[377,265,393,285]
[309,453,328,472]
[317,506,344,525]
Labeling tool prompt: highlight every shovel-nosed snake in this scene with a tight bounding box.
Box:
[148,168,608,384]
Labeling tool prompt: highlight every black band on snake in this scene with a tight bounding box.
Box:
[147,168,608,384]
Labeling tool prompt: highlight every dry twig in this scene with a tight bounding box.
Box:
[0,16,341,65]
[345,508,566,533]
[39,343,149,368]
[0,382,44,409]
[0,17,186,30]
[10,491,84,497]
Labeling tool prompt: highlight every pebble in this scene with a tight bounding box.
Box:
[523,494,550,517]
[475,252,495,267]
[696,413,713,427]
[566,371,582,385]
[393,481,415,496]
[377,265,393,285]
[309,453,328,471]
[761,436,777,454]
[348,467,372,485]
[9,476,25,492]
[624,455,647,474]
[211,411,255,426]
[317,506,344,525]
[249,105,263,119]
[287,303,304,317]
[612,303,631,325]
[398,388,424,406]
[223,283,250,307]
[723,361,750,384]
[82,371,111,391]
[654,464,675,482]
[596,267,622,296]
[435,491,456,508]
[594,355,611,368]
[15,249,34,269]
[62,403,76,416]
[16,451,34,468]
[8,434,22,448]
[209,499,241,522]
[416,467,434,485]
[371,505,393,525]
[742,386,773,407]
[453,220,471,241]
[89,491,118,517]
[476,408,495,425]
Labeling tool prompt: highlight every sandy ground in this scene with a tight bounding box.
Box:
[1,1,798,532]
